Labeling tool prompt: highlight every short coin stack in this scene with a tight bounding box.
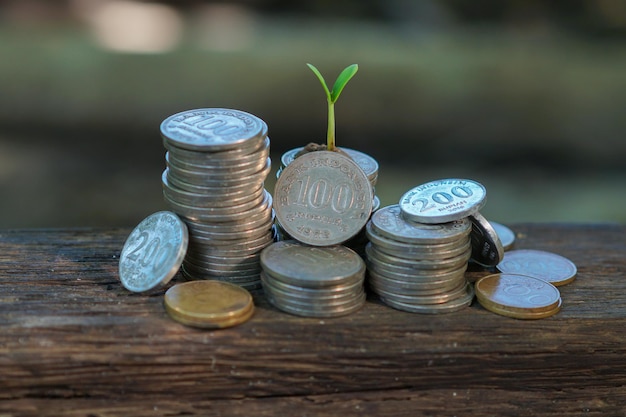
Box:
[260,240,366,317]
[365,204,475,313]
[160,108,275,291]
[276,146,379,255]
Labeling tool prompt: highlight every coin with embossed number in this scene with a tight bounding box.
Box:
[496,249,577,287]
[160,108,267,151]
[399,179,486,224]
[119,211,188,292]
[274,151,373,246]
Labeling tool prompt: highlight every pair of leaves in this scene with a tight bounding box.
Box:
[307,63,358,104]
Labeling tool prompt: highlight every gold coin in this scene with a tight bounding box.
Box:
[164,280,254,328]
[475,273,561,318]
[479,297,561,319]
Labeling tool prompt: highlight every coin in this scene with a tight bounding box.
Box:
[274,151,373,246]
[379,284,475,314]
[496,249,577,286]
[490,221,515,250]
[370,204,472,244]
[475,273,561,319]
[119,211,188,293]
[469,212,504,267]
[261,240,365,288]
[399,179,486,224]
[280,146,379,182]
[164,280,254,328]
[160,108,267,151]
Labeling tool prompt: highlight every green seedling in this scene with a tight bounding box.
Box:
[306,63,358,152]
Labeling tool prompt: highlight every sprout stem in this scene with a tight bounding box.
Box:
[327,101,335,151]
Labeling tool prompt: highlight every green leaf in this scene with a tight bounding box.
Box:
[330,64,358,103]
[306,63,331,101]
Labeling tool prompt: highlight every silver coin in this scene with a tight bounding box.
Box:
[165,168,265,194]
[496,249,577,286]
[261,271,363,297]
[366,242,471,271]
[165,189,269,221]
[367,268,466,294]
[490,221,515,251]
[261,274,364,304]
[185,209,274,233]
[166,156,271,186]
[165,137,270,167]
[379,284,474,314]
[370,204,472,244]
[399,179,487,224]
[261,240,365,288]
[166,149,270,174]
[119,211,188,292]
[274,151,373,246]
[373,281,470,305]
[469,212,504,267]
[281,147,378,181]
[264,288,366,318]
[160,108,267,151]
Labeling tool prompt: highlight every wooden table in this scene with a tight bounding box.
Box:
[1,223,625,416]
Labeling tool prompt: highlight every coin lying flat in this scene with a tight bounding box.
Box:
[399,179,486,224]
[164,280,254,328]
[469,212,504,267]
[475,273,561,319]
[496,249,577,287]
[160,108,267,151]
[119,211,188,292]
[274,151,373,246]
[490,221,515,251]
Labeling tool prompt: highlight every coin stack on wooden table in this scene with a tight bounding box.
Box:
[264,150,374,317]
[260,241,367,317]
[364,178,504,314]
[275,146,380,256]
[160,108,275,291]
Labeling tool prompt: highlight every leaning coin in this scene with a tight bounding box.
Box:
[490,221,515,251]
[119,211,188,292]
[274,151,373,246]
[399,179,486,224]
[164,280,254,328]
[496,249,577,287]
[469,212,504,267]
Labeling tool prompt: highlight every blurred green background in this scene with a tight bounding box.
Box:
[1,0,625,228]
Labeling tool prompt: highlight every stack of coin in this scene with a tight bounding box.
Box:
[160,108,275,291]
[365,204,475,313]
[275,146,379,255]
[260,240,367,317]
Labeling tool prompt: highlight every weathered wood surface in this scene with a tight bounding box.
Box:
[1,223,625,416]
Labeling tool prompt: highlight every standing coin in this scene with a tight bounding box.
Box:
[490,221,515,251]
[274,151,373,246]
[496,249,577,286]
[119,211,188,292]
[469,212,504,267]
[399,179,486,224]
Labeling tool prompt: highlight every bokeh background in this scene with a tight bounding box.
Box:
[1,0,625,228]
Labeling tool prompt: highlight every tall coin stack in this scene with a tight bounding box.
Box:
[365,205,475,313]
[160,108,274,291]
[276,146,380,256]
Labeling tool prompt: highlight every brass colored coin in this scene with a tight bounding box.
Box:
[496,249,577,287]
[480,297,562,320]
[164,280,254,328]
[475,273,561,317]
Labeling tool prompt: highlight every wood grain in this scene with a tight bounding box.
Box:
[1,224,625,416]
